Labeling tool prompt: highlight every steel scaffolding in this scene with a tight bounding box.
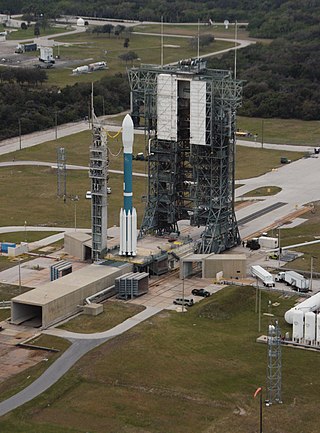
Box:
[266,321,282,404]
[89,118,109,261]
[56,147,66,198]
[128,60,242,253]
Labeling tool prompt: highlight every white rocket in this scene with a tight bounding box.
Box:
[119,114,137,256]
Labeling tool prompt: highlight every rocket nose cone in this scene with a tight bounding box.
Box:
[122,114,134,152]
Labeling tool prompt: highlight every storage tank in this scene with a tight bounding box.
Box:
[89,61,107,71]
[292,310,304,342]
[72,65,89,74]
[304,312,316,345]
[284,291,320,324]
[317,314,320,346]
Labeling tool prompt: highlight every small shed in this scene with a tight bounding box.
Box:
[64,232,92,260]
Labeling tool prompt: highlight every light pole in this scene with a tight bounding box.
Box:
[254,387,263,433]
[55,111,58,140]
[277,225,282,268]
[234,19,238,80]
[18,118,22,150]
[261,119,264,149]
[24,220,27,242]
[310,256,317,291]
[71,195,79,231]
[182,273,185,312]
[18,258,21,293]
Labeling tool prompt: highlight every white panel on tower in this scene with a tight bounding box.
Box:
[157,74,177,141]
[190,80,206,146]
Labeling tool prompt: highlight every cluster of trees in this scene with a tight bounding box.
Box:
[1,0,320,123]
[0,68,47,86]
[2,0,318,29]
[0,72,130,140]
[209,22,320,120]
[88,24,127,37]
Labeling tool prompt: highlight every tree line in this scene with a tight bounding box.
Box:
[0,71,130,140]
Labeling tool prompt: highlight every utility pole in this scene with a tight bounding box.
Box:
[18,258,21,293]
[55,111,58,140]
[18,118,22,150]
[234,20,238,80]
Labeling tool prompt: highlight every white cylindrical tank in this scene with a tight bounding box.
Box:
[304,312,316,344]
[72,65,89,74]
[316,314,320,346]
[292,310,304,342]
[77,17,85,26]
[284,291,320,324]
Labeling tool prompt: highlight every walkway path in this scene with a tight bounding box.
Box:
[0,306,161,416]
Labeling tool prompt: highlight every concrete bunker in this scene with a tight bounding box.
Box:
[11,261,132,328]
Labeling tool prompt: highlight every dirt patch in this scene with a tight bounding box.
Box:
[0,342,47,383]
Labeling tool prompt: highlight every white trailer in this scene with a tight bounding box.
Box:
[275,271,309,292]
[251,265,275,287]
[39,47,54,63]
[258,236,278,249]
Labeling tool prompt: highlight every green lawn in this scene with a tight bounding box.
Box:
[0,165,147,228]
[237,116,320,146]
[6,24,73,40]
[0,132,305,230]
[0,231,58,244]
[1,287,318,433]
[268,203,320,272]
[0,283,31,319]
[59,301,145,333]
[235,146,304,180]
[44,32,233,86]
[241,186,282,197]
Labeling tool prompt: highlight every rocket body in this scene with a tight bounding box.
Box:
[119,114,137,256]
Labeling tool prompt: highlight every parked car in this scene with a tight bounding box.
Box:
[173,298,194,307]
[191,289,210,297]
[85,191,92,199]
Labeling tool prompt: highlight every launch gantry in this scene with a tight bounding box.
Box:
[128,59,242,254]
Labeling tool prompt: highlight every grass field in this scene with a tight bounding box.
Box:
[59,301,145,333]
[0,283,31,319]
[46,31,233,86]
[0,231,58,244]
[0,131,305,230]
[241,186,282,197]
[237,116,320,146]
[269,202,320,272]
[6,24,73,40]
[235,146,304,179]
[1,286,319,432]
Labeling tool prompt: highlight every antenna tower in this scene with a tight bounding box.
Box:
[266,320,282,404]
[89,85,109,261]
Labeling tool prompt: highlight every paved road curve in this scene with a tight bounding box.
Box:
[0,306,161,417]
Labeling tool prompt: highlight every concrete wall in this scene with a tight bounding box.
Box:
[64,233,91,260]
[203,255,246,279]
[41,266,131,327]
[8,243,28,257]
[12,262,132,328]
